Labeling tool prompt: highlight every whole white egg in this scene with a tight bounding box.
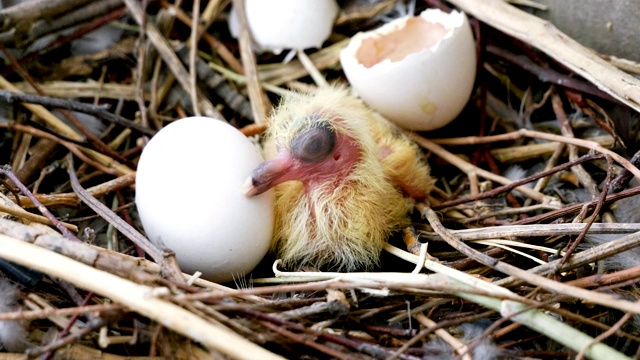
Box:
[228,0,340,54]
[135,117,274,283]
[340,9,477,131]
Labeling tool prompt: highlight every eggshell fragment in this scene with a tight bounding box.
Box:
[229,0,339,53]
[135,117,274,283]
[340,9,477,131]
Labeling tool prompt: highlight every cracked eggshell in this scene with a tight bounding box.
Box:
[340,9,476,131]
[229,0,339,53]
[135,117,274,283]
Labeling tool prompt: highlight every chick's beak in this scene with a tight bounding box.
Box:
[243,152,295,197]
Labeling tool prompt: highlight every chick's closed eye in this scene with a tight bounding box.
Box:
[290,123,335,162]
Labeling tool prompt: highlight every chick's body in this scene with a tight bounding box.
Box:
[247,87,433,271]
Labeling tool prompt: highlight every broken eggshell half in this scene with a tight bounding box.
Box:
[340,9,476,131]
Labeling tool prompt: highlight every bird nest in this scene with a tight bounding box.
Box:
[0,0,639,359]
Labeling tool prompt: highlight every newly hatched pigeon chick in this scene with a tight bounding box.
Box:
[245,86,434,271]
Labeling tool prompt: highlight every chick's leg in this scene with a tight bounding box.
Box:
[403,226,422,255]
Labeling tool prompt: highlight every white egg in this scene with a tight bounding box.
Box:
[135,117,274,283]
[340,9,477,131]
[228,0,339,54]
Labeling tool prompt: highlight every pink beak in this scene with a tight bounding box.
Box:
[243,152,296,197]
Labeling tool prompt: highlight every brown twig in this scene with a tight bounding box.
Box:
[558,155,614,268]
[575,312,633,360]
[0,165,80,241]
[231,0,270,124]
[63,154,184,283]
[432,153,601,211]
[0,89,155,136]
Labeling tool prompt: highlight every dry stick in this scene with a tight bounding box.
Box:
[41,292,96,360]
[0,303,125,321]
[0,89,154,136]
[419,223,640,242]
[431,128,640,180]
[1,122,120,176]
[576,313,633,360]
[390,313,470,360]
[240,307,417,360]
[559,156,614,268]
[0,0,123,49]
[0,45,131,168]
[609,147,640,194]
[565,265,640,289]
[486,45,616,102]
[14,6,127,70]
[0,202,77,231]
[134,0,150,129]
[409,134,550,203]
[0,0,90,32]
[457,204,559,223]
[497,227,640,289]
[174,45,254,120]
[63,155,184,283]
[231,0,269,124]
[0,234,284,360]
[0,75,133,175]
[416,314,471,360]
[257,39,348,86]
[122,0,223,120]
[524,140,565,207]
[447,0,640,112]
[26,318,110,358]
[383,246,630,360]
[13,172,136,209]
[168,1,244,74]
[0,166,80,241]
[189,0,201,117]
[419,204,640,315]
[432,153,601,210]
[553,94,599,197]
[259,321,352,360]
[511,186,640,226]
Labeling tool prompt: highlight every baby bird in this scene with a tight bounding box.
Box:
[245,86,434,271]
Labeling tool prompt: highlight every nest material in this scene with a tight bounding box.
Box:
[0,0,639,359]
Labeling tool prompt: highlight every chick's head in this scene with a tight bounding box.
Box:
[246,86,379,196]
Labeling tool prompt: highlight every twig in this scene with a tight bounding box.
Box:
[1,122,122,176]
[432,153,600,210]
[447,0,640,112]
[26,318,109,357]
[189,0,201,117]
[231,0,269,124]
[576,312,633,360]
[63,154,184,283]
[259,321,352,360]
[428,129,640,179]
[558,156,614,268]
[0,302,125,321]
[0,166,80,241]
[0,89,155,136]
[419,204,640,315]
[0,201,77,231]
[552,95,598,195]
[410,134,552,203]
[486,45,616,102]
[511,186,640,225]
[0,233,285,360]
[0,0,90,33]
[122,0,223,120]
